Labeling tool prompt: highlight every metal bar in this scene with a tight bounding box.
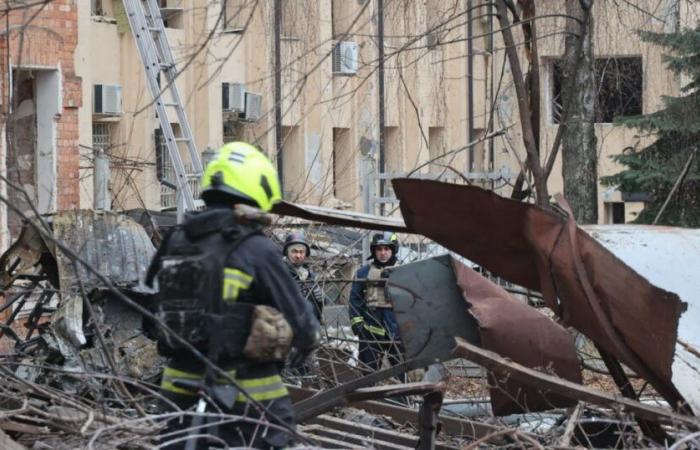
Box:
[289,385,505,440]
[596,345,671,444]
[303,424,412,450]
[452,337,699,428]
[375,170,515,180]
[309,415,424,449]
[378,0,386,215]
[293,356,433,422]
[274,0,284,191]
[347,382,440,402]
[418,391,443,450]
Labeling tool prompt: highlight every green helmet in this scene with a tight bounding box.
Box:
[200,142,282,212]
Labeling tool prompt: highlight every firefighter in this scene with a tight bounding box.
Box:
[283,231,324,322]
[145,142,320,449]
[348,232,404,374]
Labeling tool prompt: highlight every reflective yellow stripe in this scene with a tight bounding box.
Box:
[236,386,288,402]
[237,374,282,388]
[222,268,253,303]
[364,324,386,336]
[350,316,364,325]
[160,368,287,401]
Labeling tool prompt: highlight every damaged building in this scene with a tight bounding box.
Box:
[0,0,699,449]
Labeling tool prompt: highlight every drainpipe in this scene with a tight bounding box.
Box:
[377,0,386,215]
[467,0,474,171]
[488,0,495,181]
[94,150,111,211]
[274,0,284,191]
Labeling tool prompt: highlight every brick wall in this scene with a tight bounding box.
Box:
[0,0,82,212]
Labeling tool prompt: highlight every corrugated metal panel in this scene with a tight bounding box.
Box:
[50,210,156,293]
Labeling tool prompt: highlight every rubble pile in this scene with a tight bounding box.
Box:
[0,196,698,448]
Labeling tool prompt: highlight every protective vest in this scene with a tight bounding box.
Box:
[146,218,259,359]
[365,264,393,308]
[295,265,309,281]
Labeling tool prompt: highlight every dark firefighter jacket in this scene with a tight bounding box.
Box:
[147,207,320,447]
[349,262,401,340]
[284,259,324,322]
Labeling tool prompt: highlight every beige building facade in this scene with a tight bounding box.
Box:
[3,0,696,253]
[77,0,494,217]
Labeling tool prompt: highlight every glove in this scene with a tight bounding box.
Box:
[289,329,321,368]
[351,322,364,337]
[289,345,315,369]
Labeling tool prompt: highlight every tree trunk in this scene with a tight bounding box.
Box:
[561,0,598,224]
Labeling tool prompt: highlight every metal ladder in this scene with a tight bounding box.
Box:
[122,0,202,213]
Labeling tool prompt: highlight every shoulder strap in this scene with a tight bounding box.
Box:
[144,226,180,287]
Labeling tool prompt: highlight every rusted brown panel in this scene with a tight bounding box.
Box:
[392,179,687,409]
[451,259,582,415]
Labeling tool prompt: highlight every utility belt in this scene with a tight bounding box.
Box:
[155,302,293,363]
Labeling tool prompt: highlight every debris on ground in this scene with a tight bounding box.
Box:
[0,182,699,448]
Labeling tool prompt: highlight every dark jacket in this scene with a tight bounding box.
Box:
[349,261,401,340]
[285,259,324,322]
[147,207,320,448]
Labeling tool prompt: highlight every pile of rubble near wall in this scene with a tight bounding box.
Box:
[0,183,697,449]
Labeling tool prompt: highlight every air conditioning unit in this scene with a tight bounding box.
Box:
[222,82,246,113]
[332,41,359,75]
[93,84,122,115]
[240,92,262,122]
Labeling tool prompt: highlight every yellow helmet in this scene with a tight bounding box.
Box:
[200,142,282,211]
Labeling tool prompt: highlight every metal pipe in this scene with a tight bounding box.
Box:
[377,0,386,215]
[94,150,111,210]
[467,0,474,171]
[274,0,284,191]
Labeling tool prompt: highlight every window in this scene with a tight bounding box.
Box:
[607,202,626,224]
[281,0,303,38]
[159,0,184,29]
[223,120,239,143]
[428,127,445,173]
[155,128,176,208]
[551,57,643,124]
[223,0,254,31]
[332,127,351,202]
[93,123,110,153]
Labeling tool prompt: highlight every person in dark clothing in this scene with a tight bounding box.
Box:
[146,142,320,450]
[283,231,324,322]
[348,232,404,374]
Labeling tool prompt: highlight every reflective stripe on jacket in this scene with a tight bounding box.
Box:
[160,366,288,402]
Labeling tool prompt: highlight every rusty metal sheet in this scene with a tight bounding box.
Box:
[388,254,581,415]
[272,200,407,231]
[392,179,693,413]
[582,225,700,415]
[50,210,156,293]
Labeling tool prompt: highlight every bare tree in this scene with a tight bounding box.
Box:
[561,0,598,223]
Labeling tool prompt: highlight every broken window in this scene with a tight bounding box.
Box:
[551,57,643,124]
